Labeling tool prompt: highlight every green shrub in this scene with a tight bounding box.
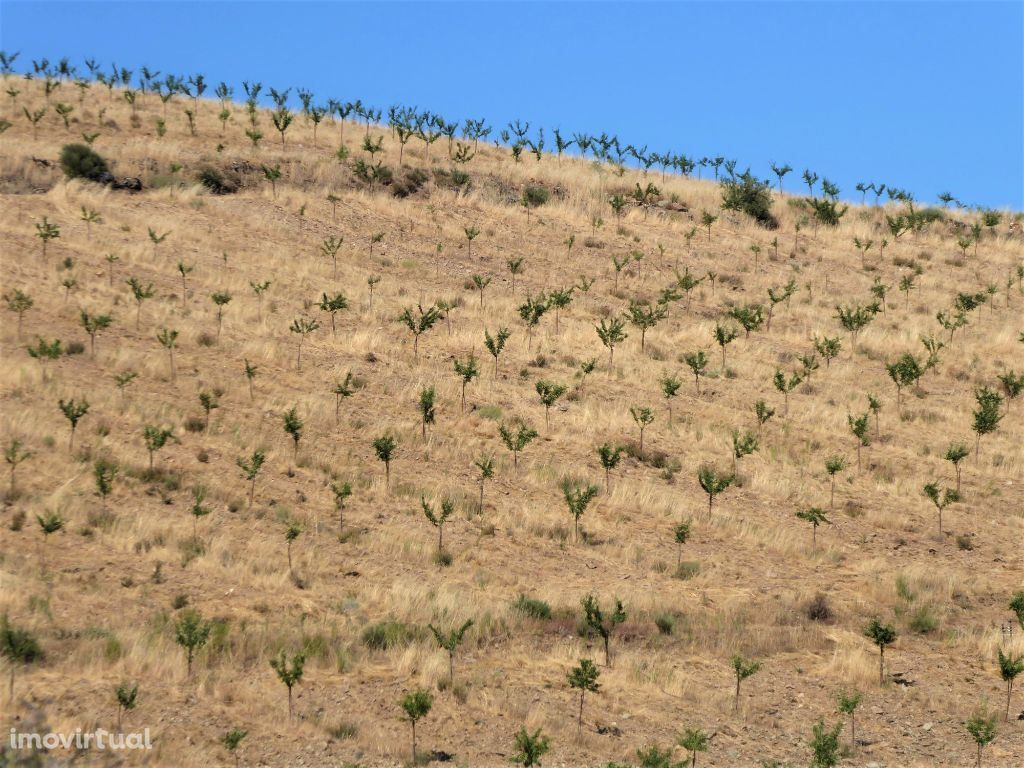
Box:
[654,613,675,635]
[197,167,238,195]
[721,172,778,229]
[511,594,552,620]
[522,185,550,207]
[908,605,938,634]
[60,143,110,181]
[361,620,421,651]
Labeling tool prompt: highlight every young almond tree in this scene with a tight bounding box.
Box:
[36,511,63,568]
[997,370,1023,411]
[35,217,60,259]
[189,485,211,540]
[126,277,154,330]
[156,327,179,381]
[511,726,550,767]
[58,398,89,451]
[473,455,494,511]
[399,304,442,362]
[997,648,1024,721]
[269,650,305,719]
[678,727,709,768]
[731,654,761,712]
[174,609,211,677]
[701,210,717,241]
[237,449,265,508]
[754,400,775,437]
[562,479,599,543]
[80,310,113,358]
[428,619,474,688]
[661,375,682,424]
[864,619,897,685]
[221,729,247,768]
[567,657,601,736]
[499,421,538,468]
[400,689,433,764]
[630,406,655,453]
[795,507,831,548]
[282,407,303,460]
[972,386,1003,459]
[920,481,960,537]
[698,466,734,514]
[5,439,32,495]
[809,719,843,768]
[518,292,548,349]
[731,431,758,472]
[143,425,174,471]
[421,495,453,560]
[813,335,842,368]
[714,324,739,369]
[484,327,512,376]
[5,289,33,339]
[848,412,870,470]
[535,380,567,427]
[0,614,42,700]
[453,355,480,412]
[596,443,623,492]
[114,681,138,731]
[506,257,524,294]
[625,302,666,352]
[289,317,319,371]
[330,480,352,534]
[684,351,709,395]
[773,369,803,415]
[373,435,397,487]
[728,304,764,339]
[836,690,862,752]
[595,317,628,368]
[582,594,626,667]
[945,441,970,493]
[965,710,997,768]
[823,455,847,510]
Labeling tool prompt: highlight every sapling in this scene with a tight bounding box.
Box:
[320,235,343,278]
[428,619,473,687]
[674,520,691,568]
[684,351,709,395]
[701,210,717,241]
[773,369,803,415]
[630,406,655,454]
[813,335,842,368]
[373,434,397,486]
[596,443,623,491]
[174,609,211,676]
[972,386,1003,459]
[220,729,247,768]
[965,710,997,768]
[997,648,1023,721]
[4,289,33,339]
[626,302,667,352]
[281,407,303,460]
[114,681,138,731]
[518,292,548,348]
[848,412,870,470]
[728,304,764,338]
[237,449,265,507]
[211,291,232,339]
[58,398,89,451]
[678,727,709,768]
[753,400,775,438]
[27,337,61,379]
[473,455,494,512]
[562,479,599,543]
[731,431,758,471]
[147,227,169,257]
[795,507,831,548]
[864,619,896,684]
[595,317,628,367]
[936,444,970,499]
[332,372,354,423]
[1,615,42,699]
[923,482,959,535]
[512,727,550,767]
[809,719,843,768]
[507,257,524,293]
[535,380,567,427]
[398,304,442,362]
[401,689,433,763]
[35,216,59,258]
[270,650,305,718]
[997,370,1023,410]
[661,376,682,423]
[92,457,117,510]
[284,522,301,573]
[5,439,32,495]
[499,421,538,468]
[289,317,319,371]
[714,324,739,369]
[80,206,101,238]
[731,654,761,712]
[156,327,178,381]
[836,690,862,750]
[418,386,436,439]
[143,425,174,471]
[582,594,626,667]
[698,466,734,514]
[548,287,574,334]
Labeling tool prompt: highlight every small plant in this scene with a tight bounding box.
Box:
[398,304,442,362]
[400,689,433,763]
[809,719,843,768]
[237,450,265,507]
[35,217,60,259]
[511,726,550,767]
[923,482,959,535]
[836,690,862,750]
[795,507,831,548]
[997,648,1023,721]
[453,355,480,412]
[535,380,567,427]
[269,650,305,718]
[143,425,175,471]
[499,421,538,468]
[731,654,761,712]
[220,729,247,768]
[1,614,43,698]
[484,326,512,376]
[5,439,32,495]
[567,658,600,735]
[595,317,628,367]
[698,466,734,514]
[965,709,997,768]
[823,455,847,510]
[864,619,897,685]
[630,406,655,453]
[581,594,626,667]
[428,619,473,687]
[58,398,89,451]
[373,434,397,486]
[677,727,709,767]
[114,681,138,730]
[562,479,600,543]
[174,609,211,676]
[156,328,178,381]
[289,317,320,371]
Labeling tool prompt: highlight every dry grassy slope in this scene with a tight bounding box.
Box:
[0,78,1022,768]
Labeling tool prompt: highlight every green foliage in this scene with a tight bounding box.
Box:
[511,727,551,767]
[581,594,626,667]
[499,420,538,467]
[174,609,212,675]
[809,720,843,768]
[721,171,777,228]
[562,479,600,542]
[60,142,109,181]
[512,594,552,620]
[698,466,734,513]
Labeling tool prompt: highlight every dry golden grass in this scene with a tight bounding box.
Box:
[1,78,1022,767]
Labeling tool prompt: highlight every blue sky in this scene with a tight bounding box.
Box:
[1,1,1021,209]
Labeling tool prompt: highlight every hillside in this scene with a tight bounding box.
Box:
[1,72,1023,768]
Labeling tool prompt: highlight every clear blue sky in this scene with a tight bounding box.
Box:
[2,1,1021,209]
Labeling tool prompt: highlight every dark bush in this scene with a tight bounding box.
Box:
[361,620,422,650]
[60,143,110,182]
[522,184,550,208]
[197,167,238,195]
[805,593,834,623]
[391,167,428,198]
[721,172,778,229]
[511,594,552,620]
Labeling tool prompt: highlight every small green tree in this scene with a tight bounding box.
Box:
[511,727,551,767]
[731,430,758,472]
[754,400,775,437]
[269,650,305,718]
[220,729,247,768]
[813,335,842,368]
[595,317,628,367]
[174,609,211,676]
[701,210,717,241]
[126,277,154,330]
[499,421,538,468]
[596,443,622,491]
[698,466,734,514]
[281,407,303,460]
[484,326,512,376]
[428,619,473,687]
[824,455,847,510]
[454,355,480,412]
[373,434,397,486]
[36,511,63,567]
[198,391,219,430]
[35,216,60,258]
[399,304,442,362]
[836,689,862,750]
[289,317,319,371]
[864,619,897,684]
[809,719,843,768]
[4,288,33,339]
[997,648,1024,721]
[773,369,803,415]
[581,594,626,667]
[5,438,32,495]
[1,614,43,698]
[714,323,739,369]
[143,425,174,471]
[848,411,870,470]
[156,327,178,381]
[944,441,969,493]
[972,386,1003,459]
[400,689,433,763]
[421,495,454,559]
[677,727,709,768]
[562,479,599,543]
[535,380,567,427]
[731,654,761,712]
[58,398,89,451]
[625,302,666,352]
[114,681,138,730]
[1010,592,1024,630]
[684,351,709,395]
[237,449,265,508]
[567,658,601,735]
[923,482,959,535]
[965,709,997,768]
[795,507,831,548]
